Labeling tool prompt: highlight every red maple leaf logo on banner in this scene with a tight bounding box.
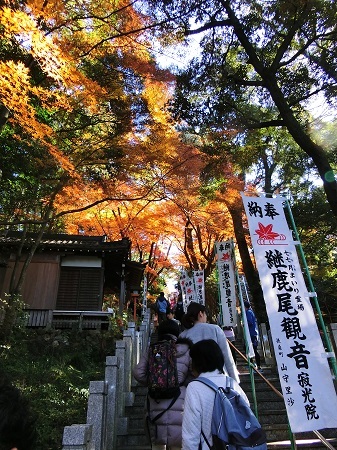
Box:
[220,252,230,261]
[255,222,286,245]
[255,222,279,240]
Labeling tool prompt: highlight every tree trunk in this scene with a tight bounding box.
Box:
[224,0,337,216]
[184,221,200,269]
[227,204,268,323]
[223,177,268,322]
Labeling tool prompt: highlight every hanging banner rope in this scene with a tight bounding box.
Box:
[241,193,337,433]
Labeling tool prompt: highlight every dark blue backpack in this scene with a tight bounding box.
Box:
[195,377,267,450]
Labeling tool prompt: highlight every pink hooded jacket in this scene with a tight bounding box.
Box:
[132,336,193,447]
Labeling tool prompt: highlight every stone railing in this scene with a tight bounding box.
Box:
[61,310,152,450]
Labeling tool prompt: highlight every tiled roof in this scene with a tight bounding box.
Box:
[0,232,131,253]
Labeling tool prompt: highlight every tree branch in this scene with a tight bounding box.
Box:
[186,19,231,36]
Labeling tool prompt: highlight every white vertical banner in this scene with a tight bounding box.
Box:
[184,273,196,304]
[179,270,195,308]
[241,193,337,433]
[215,240,238,327]
[193,270,205,305]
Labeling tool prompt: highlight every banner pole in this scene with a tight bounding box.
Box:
[232,243,259,418]
[283,196,337,380]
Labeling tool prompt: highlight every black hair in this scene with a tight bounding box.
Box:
[158,319,180,340]
[244,301,251,309]
[181,301,206,329]
[189,339,224,375]
[0,378,37,450]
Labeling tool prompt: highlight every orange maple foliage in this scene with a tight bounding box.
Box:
[0,0,239,288]
[0,0,158,171]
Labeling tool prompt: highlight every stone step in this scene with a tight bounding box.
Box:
[117,447,151,450]
[125,404,146,417]
[122,416,145,428]
[268,438,337,450]
[117,430,149,448]
[248,391,285,402]
[258,409,288,426]
[132,394,147,407]
[117,445,151,450]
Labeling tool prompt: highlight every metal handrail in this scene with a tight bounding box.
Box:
[228,340,336,450]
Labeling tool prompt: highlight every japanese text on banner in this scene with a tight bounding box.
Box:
[241,194,337,433]
[215,240,237,327]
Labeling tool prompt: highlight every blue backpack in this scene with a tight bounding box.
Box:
[194,377,267,450]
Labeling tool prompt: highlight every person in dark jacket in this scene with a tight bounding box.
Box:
[173,296,184,322]
[133,320,193,450]
[244,301,262,370]
[0,376,37,450]
[156,292,170,324]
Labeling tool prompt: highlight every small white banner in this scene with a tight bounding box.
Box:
[242,193,337,433]
[193,270,205,305]
[215,240,238,327]
[179,270,196,306]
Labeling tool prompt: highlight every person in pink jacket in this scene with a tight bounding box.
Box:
[133,319,193,450]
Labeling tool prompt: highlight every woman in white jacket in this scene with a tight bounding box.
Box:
[179,302,239,383]
[182,339,249,450]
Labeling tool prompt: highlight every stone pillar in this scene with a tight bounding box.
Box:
[127,322,137,368]
[86,380,107,450]
[105,356,119,450]
[62,424,94,450]
[115,340,126,417]
[115,340,128,435]
[123,330,133,392]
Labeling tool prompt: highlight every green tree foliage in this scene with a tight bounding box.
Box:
[1,325,115,450]
[144,0,337,216]
[290,187,337,322]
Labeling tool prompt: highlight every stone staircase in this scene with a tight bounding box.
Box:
[117,382,150,450]
[117,336,337,450]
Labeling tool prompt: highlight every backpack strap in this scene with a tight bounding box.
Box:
[146,388,181,423]
[193,376,233,450]
[200,430,212,450]
[194,376,233,393]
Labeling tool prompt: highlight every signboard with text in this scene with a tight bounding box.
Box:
[242,194,337,432]
[193,270,205,305]
[179,270,196,307]
[215,240,238,327]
